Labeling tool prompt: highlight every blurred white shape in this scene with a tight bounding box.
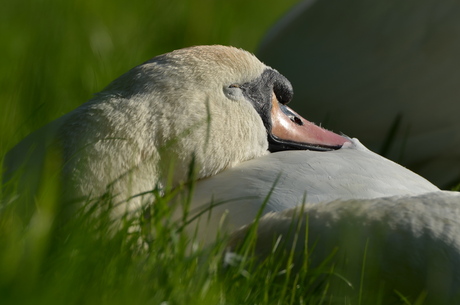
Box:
[258,0,460,188]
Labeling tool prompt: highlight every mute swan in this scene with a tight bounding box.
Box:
[4,45,348,217]
[4,45,460,303]
[257,0,460,188]
[4,45,448,225]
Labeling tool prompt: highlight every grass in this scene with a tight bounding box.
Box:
[0,1,304,304]
[0,165,344,305]
[0,1,344,304]
[0,181,400,305]
[0,0,452,304]
[1,158,425,305]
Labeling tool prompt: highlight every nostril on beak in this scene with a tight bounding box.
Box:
[290,115,303,126]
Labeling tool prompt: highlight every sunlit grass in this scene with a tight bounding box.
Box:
[1,1,332,304]
[0,0,445,304]
[1,1,304,303]
[1,176,410,305]
[2,146,427,305]
[0,157,352,305]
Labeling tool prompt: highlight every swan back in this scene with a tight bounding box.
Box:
[185,139,439,241]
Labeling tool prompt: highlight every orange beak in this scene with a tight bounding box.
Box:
[269,94,350,152]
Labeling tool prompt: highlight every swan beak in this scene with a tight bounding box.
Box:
[269,96,350,152]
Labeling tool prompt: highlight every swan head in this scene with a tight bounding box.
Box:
[58,45,348,202]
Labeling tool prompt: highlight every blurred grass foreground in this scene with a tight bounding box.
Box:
[0,0,313,304]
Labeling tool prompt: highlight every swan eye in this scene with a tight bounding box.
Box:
[224,84,244,101]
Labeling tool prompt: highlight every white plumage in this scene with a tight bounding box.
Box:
[187,138,440,241]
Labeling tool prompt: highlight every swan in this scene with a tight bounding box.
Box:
[257,0,460,188]
[4,45,448,227]
[4,45,348,217]
[4,45,460,302]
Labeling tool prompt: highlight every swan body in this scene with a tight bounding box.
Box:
[4,45,460,302]
[184,138,439,242]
